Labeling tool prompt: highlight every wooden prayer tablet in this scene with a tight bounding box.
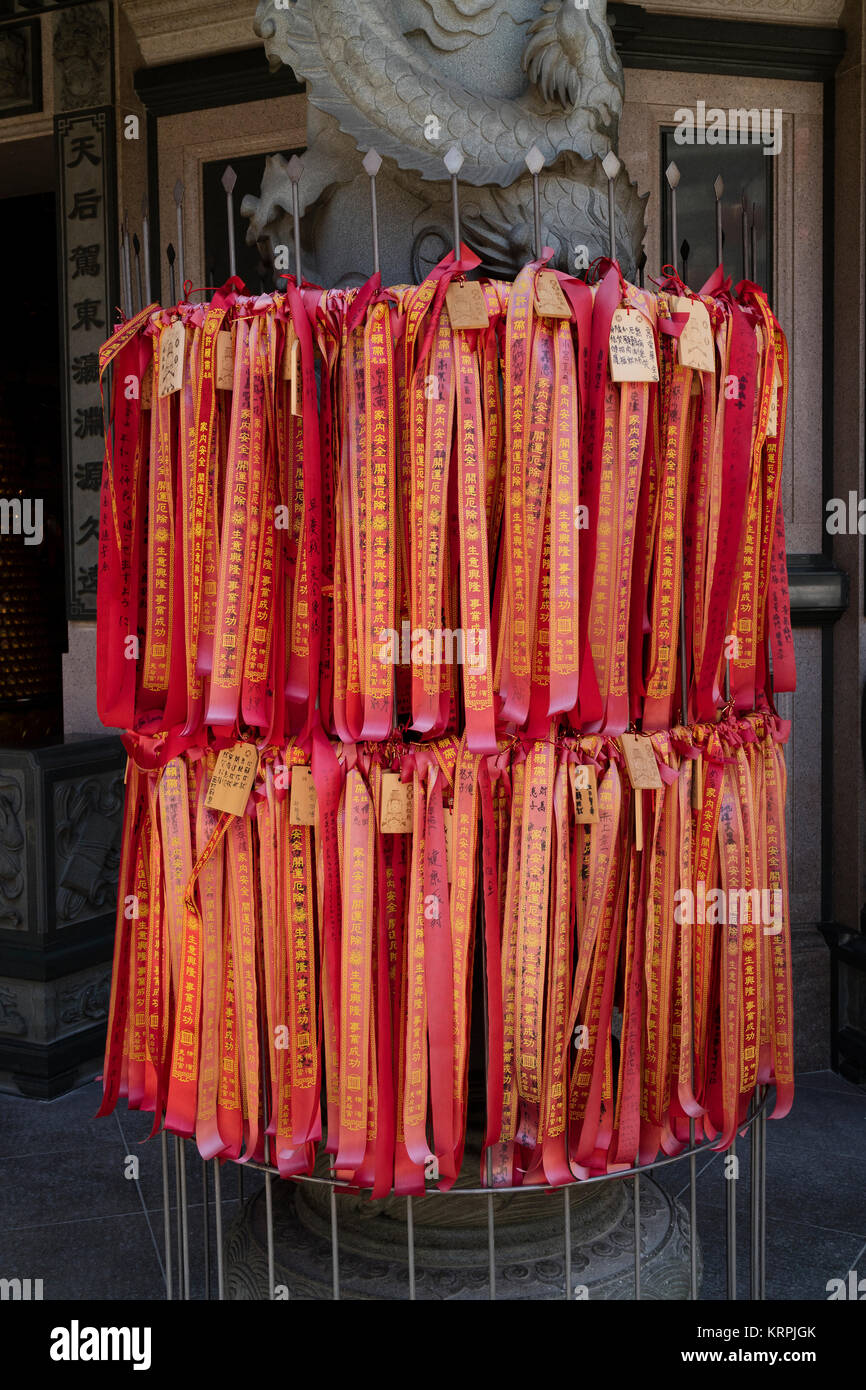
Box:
[534,271,572,320]
[380,771,413,833]
[205,743,258,816]
[157,319,186,397]
[282,325,302,415]
[620,733,663,790]
[609,307,658,383]
[140,359,153,411]
[445,280,489,330]
[570,762,599,822]
[215,331,234,390]
[675,297,715,373]
[289,766,317,825]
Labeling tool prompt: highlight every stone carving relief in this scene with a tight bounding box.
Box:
[0,986,26,1037]
[52,1,111,112]
[0,774,25,931]
[0,26,30,108]
[54,772,123,926]
[245,0,646,286]
[59,973,111,1027]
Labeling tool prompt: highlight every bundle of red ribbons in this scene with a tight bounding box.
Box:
[96,248,795,1192]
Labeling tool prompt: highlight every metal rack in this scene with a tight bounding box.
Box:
[126,141,775,1307]
[158,1085,770,1302]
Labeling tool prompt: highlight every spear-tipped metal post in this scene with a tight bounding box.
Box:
[132,231,142,314]
[118,225,127,317]
[167,243,176,305]
[444,144,464,260]
[121,215,133,318]
[750,204,758,286]
[602,150,621,263]
[362,148,383,275]
[666,161,680,277]
[525,145,544,259]
[174,180,185,297]
[680,238,690,285]
[741,191,750,281]
[287,154,304,284]
[637,248,647,290]
[141,196,152,304]
[221,165,238,280]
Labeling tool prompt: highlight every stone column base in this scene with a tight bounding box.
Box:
[226,1163,700,1301]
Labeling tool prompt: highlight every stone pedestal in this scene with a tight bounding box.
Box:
[226,1155,699,1301]
[0,736,125,1097]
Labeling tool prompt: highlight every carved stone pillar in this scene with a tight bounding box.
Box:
[0,737,125,1096]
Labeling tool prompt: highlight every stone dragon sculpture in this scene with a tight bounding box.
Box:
[244,0,646,285]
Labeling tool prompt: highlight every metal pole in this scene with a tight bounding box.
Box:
[714,174,724,266]
[260,1015,275,1301]
[172,1135,183,1293]
[264,1169,275,1301]
[603,151,622,263]
[445,145,464,261]
[167,243,176,305]
[330,1185,341,1300]
[525,146,544,259]
[213,1160,225,1301]
[633,1174,641,1300]
[132,232,143,314]
[563,1187,572,1300]
[666,162,680,276]
[363,148,382,275]
[750,1094,760,1298]
[407,1195,417,1300]
[221,165,237,279]
[202,1158,211,1301]
[161,1130,173,1301]
[759,1088,767,1299]
[741,193,750,281]
[119,225,130,318]
[689,1134,698,1299]
[726,1137,737,1299]
[287,154,304,284]
[179,1138,191,1300]
[479,883,496,1301]
[141,196,152,304]
[174,180,185,296]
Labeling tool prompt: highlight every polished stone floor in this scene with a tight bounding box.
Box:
[0,1069,862,1301]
